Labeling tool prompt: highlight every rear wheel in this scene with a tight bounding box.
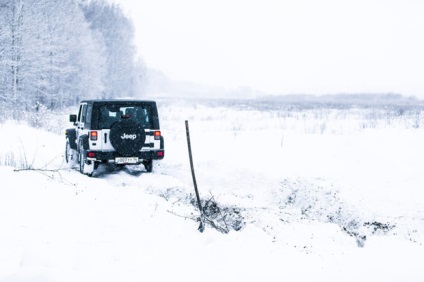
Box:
[143,159,153,172]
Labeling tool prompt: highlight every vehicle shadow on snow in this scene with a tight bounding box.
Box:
[93,164,148,178]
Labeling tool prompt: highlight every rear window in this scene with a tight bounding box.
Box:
[98,104,154,129]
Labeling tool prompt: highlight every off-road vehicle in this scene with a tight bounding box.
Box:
[65,99,164,176]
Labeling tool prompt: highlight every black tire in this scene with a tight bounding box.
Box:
[65,139,71,163]
[143,159,153,172]
[78,141,84,173]
[109,120,145,156]
[65,139,76,164]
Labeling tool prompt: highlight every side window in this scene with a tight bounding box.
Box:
[85,104,92,128]
[81,105,87,123]
[78,104,87,127]
[77,105,83,122]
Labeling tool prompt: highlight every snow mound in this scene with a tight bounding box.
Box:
[278,178,423,247]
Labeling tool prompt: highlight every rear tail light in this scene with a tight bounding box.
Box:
[90,131,98,141]
[158,151,164,157]
[87,151,96,158]
[154,131,161,140]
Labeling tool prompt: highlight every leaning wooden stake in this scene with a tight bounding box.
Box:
[185,120,205,232]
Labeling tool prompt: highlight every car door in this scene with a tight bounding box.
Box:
[76,103,89,145]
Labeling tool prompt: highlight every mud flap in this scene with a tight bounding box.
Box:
[83,160,95,175]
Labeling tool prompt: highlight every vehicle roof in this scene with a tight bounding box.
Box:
[80,99,157,104]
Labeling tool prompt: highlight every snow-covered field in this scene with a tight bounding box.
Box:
[1,98,424,282]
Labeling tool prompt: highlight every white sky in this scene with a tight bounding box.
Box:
[111,0,424,97]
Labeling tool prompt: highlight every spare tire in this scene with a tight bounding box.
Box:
[109,120,146,156]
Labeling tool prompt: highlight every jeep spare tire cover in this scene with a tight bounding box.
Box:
[110,120,146,156]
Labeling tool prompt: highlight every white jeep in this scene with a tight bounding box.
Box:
[65,99,164,176]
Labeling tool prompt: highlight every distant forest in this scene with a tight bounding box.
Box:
[0,0,144,118]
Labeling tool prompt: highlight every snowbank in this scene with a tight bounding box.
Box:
[1,100,423,281]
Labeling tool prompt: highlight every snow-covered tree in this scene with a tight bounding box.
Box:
[0,0,25,117]
[20,0,106,110]
[81,0,137,98]
[1,0,142,122]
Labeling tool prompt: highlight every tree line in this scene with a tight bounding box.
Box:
[0,0,144,120]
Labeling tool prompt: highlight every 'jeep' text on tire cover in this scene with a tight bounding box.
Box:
[121,133,137,140]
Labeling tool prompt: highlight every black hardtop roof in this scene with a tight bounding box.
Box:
[80,99,156,104]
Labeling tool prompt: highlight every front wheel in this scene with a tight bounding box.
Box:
[65,139,76,164]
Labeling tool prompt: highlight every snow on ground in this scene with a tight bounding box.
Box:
[0,99,424,281]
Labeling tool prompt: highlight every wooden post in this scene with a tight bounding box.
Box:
[185,120,205,232]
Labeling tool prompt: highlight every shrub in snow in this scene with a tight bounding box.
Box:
[27,102,48,128]
[157,187,245,233]
[279,178,395,247]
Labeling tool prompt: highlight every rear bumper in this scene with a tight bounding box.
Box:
[86,149,165,162]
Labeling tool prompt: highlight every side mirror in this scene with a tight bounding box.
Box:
[69,114,77,123]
